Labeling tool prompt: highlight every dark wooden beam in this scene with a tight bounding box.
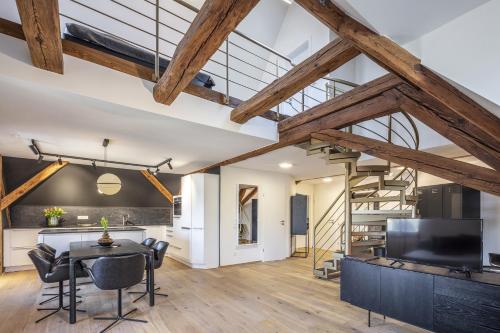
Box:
[0,161,68,211]
[296,0,500,146]
[153,0,260,105]
[279,90,402,144]
[0,18,284,122]
[241,187,258,206]
[278,74,402,133]
[397,85,500,171]
[15,0,63,74]
[230,38,359,123]
[312,129,500,196]
[140,170,173,203]
[192,90,402,174]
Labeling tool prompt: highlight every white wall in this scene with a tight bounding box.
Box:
[219,166,292,266]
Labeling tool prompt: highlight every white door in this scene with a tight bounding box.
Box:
[261,181,289,261]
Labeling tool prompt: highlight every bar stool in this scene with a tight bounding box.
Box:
[85,254,148,333]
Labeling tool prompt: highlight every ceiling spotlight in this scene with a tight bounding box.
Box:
[92,160,97,169]
[167,161,173,170]
[29,144,39,156]
[279,162,293,169]
[153,168,159,176]
[58,157,62,165]
[322,177,333,183]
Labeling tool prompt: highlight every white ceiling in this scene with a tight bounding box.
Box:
[335,0,490,43]
[0,76,273,174]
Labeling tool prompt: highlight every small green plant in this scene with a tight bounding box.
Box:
[43,207,66,218]
[100,217,109,231]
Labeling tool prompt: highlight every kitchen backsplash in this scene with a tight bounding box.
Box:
[10,205,173,228]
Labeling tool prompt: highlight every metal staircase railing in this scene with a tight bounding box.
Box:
[312,93,420,276]
[58,0,343,118]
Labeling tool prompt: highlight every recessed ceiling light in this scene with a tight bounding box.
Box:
[281,0,292,4]
[323,177,333,183]
[279,162,293,169]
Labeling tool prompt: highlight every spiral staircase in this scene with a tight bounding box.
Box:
[308,99,420,279]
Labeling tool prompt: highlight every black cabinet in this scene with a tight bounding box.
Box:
[290,194,308,235]
[341,258,500,333]
[380,267,434,330]
[417,184,480,219]
[434,276,500,333]
[340,259,381,312]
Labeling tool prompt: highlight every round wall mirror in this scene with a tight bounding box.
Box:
[96,173,122,195]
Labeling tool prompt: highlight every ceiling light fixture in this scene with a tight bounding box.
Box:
[322,177,333,183]
[167,161,173,170]
[153,167,159,176]
[37,155,44,163]
[58,157,62,165]
[92,160,97,169]
[281,0,292,4]
[279,162,293,169]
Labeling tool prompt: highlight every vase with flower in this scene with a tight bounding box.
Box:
[43,207,66,227]
[98,217,114,246]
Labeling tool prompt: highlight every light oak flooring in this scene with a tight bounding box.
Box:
[0,257,429,333]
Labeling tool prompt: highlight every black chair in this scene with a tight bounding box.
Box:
[85,254,148,333]
[28,249,87,323]
[129,241,169,302]
[36,243,69,264]
[141,237,157,248]
[490,253,500,268]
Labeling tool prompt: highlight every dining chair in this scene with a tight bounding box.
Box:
[141,237,157,248]
[85,254,148,333]
[28,249,87,323]
[129,241,169,302]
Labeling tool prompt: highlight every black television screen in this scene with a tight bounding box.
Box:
[386,218,483,271]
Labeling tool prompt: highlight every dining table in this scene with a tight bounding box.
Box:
[68,239,155,324]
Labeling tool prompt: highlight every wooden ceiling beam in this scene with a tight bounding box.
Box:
[192,90,401,174]
[0,161,68,211]
[230,38,360,123]
[15,0,63,74]
[153,0,260,105]
[312,129,500,196]
[398,84,500,171]
[278,74,402,133]
[296,0,500,144]
[0,18,283,122]
[279,89,402,144]
[140,170,174,203]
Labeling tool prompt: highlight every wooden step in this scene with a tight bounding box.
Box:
[352,231,386,237]
[352,217,388,225]
[328,151,361,161]
[313,268,341,280]
[352,209,413,216]
[352,240,385,247]
[351,182,379,192]
[352,165,390,177]
[306,142,331,156]
[351,195,416,204]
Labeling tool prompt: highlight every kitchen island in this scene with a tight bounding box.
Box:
[37,226,146,255]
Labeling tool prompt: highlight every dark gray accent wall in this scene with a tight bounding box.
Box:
[3,156,182,227]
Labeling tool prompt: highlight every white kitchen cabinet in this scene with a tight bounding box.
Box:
[3,228,42,271]
[167,173,219,269]
[142,225,167,242]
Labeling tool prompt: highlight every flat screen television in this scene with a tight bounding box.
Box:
[386,218,483,272]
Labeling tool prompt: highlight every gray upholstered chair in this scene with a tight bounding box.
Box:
[85,254,148,333]
[28,249,87,323]
[129,241,169,302]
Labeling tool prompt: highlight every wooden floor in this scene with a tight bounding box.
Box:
[0,256,429,333]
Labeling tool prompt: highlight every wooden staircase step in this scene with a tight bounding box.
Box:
[352,231,386,237]
[351,182,380,192]
[352,240,385,247]
[306,142,331,156]
[328,152,361,161]
[352,217,388,225]
[356,165,390,172]
[351,195,416,203]
[351,209,413,215]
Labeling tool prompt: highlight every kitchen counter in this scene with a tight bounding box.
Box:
[38,226,146,234]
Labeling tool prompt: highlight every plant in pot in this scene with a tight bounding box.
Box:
[98,217,114,246]
[43,207,66,227]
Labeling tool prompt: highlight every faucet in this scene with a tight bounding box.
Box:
[122,214,134,226]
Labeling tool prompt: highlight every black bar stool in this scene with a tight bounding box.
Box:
[85,254,148,333]
[141,237,157,248]
[129,241,169,302]
[28,249,87,323]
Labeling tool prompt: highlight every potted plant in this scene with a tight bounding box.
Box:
[97,217,114,246]
[43,207,66,227]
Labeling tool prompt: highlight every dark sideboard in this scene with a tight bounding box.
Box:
[341,257,500,333]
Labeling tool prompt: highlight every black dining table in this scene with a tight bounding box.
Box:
[68,239,155,324]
